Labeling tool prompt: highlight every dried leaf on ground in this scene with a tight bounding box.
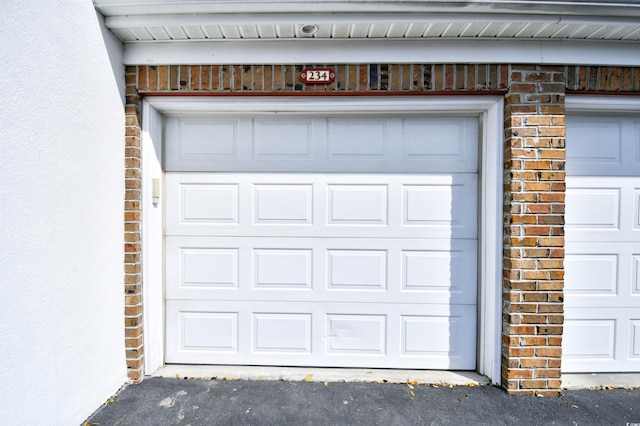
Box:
[303,374,313,382]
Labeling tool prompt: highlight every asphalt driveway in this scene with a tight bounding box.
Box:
[85,377,640,425]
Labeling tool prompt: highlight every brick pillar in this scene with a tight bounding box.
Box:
[124,66,143,381]
[502,65,566,396]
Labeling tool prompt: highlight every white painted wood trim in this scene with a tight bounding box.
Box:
[142,96,503,383]
[124,39,640,66]
[146,96,503,114]
[566,95,640,113]
[142,100,165,374]
[95,0,640,18]
[106,12,640,28]
[478,98,503,385]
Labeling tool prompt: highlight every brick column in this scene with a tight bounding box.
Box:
[502,65,566,396]
[124,66,144,381]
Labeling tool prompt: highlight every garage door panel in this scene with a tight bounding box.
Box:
[167,117,240,162]
[254,249,313,290]
[178,311,239,352]
[632,320,640,361]
[566,118,622,166]
[254,119,313,158]
[166,237,477,305]
[635,188,640,231]
[565,242,640,308]
[179,247,240,289]
[165,300,476,369]
[566,177,639,241]
[563,309,640,372]
[563,318,616,366]
[327,119,386,157]
[254,184,313,224]
[328,185,388,225]
[166,173,478,239]
[635,255,640,295]
[253,313,312,354]
[166,116,478,173]
[566,115,640,176]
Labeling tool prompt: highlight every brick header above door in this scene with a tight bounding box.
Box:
[127,64,640,96]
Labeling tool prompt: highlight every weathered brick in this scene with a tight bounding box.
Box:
[538,259,563,269]
[520,379,548,389]
[522,270,549,280]
[522,292,549,303]
[536,347,562,357]
[537,326,563,336]
[546,314,565,325]
[535,390,561,397]
[549,336,563,346]
[522,314,549,324]
[521,336,547,346]
[538,304,563,313]
[508,259,537,269]
[548,359,562,368]
[510,83,537,92]
[539,237,564,247]
[524,226,551,236]
[521,358,548,368]
[507,369,534,379]
[508,347,535,357]
[510,303,538,313]
[538,215,564,225]
[512,215,537,224]
[509,325,536,335]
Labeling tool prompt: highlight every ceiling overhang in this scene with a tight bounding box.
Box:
[94,1,640,17]
[94,1,640,65]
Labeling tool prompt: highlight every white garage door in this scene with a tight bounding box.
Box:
[564,114,640,372]
[164,114,479,370]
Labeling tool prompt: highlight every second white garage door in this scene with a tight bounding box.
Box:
[164,114,479,370]
[564,113,640,373]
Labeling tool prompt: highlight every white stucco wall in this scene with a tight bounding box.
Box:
[0,1,127,424]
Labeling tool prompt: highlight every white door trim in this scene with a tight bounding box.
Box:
[141,96,503,384]
[566,95,640,113]
[141,100,165,374]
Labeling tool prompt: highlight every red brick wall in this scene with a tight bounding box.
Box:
[502,65,566,396]
[124,68,143,381]
[132,64,509,94]
[122,63,640,391]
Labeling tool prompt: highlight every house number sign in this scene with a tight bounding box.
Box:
[300,68,336,84]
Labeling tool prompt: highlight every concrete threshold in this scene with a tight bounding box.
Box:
[153,365,490,386]
[562,373,640,390]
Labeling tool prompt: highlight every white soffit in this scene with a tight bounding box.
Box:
[94,1,640,65]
